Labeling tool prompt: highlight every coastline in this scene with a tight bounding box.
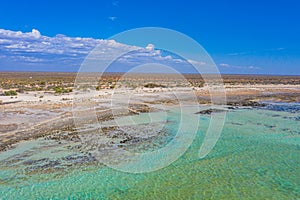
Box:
[0,72,299,151]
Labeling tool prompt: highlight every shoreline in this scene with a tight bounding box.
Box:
[0,72,299,152]
[0,93,298,152]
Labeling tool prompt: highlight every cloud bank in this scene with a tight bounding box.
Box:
[0,28,199,73]
[218,63,261,74]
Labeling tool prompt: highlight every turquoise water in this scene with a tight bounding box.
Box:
[0,105,299,199]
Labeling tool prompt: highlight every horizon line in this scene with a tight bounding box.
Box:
[0,70,299,77]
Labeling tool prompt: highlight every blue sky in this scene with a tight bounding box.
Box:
[0,0,299,75]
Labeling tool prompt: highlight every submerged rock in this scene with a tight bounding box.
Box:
[227,101,265,107]
[263,103,300,113]
[62,154,97,164]
[195,109,226,115]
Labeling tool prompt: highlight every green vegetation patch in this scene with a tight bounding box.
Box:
[3,90,18,96]
[144,83,166,88]
[54,87,73,94]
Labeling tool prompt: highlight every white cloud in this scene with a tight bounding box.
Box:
[31,29,41,38]
[0,28,133,57]
[16,56,44,63]
[0,39,12,44]
[0,28,198,72]
[220,63,230,67]
[108,16,117,21]
[188,59,206,66]
[145,44,155,51]
[248,65,261,70]
[0,28,41,39]
[219,63,261,70]
[227,52,248,56]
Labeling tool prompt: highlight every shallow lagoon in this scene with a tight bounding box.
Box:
[0,104,299,199]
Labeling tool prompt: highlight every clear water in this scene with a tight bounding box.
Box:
[0,105,299,199]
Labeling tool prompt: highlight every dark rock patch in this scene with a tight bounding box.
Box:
[195,109,226,115]
[231,122,243,126]
[227,101,265,107]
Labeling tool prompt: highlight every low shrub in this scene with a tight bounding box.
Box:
[144,83,166,88]
[54,87,73,94]
[4,90,17,96]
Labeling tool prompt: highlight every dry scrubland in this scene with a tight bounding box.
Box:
[1,72,299,104]
[0,72,299,151]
